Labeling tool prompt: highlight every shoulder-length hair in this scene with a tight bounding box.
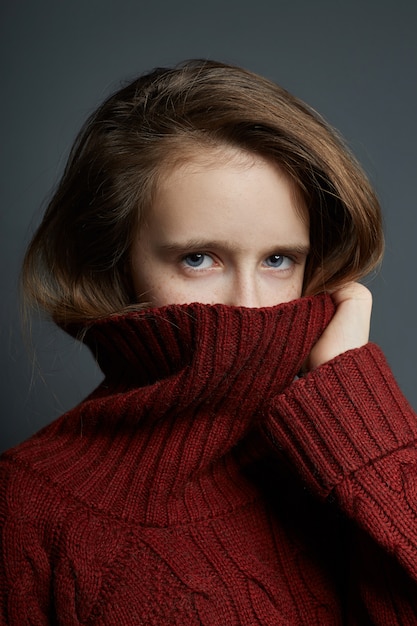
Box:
[22,59,383,329]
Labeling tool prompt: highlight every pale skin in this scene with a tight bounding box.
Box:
[131,148,372,371]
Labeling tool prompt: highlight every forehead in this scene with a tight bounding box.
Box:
[143,147,309,252]
[154,145,308,224]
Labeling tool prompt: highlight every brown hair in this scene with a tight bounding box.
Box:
[22,59,384,329]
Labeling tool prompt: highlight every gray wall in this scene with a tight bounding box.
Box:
[1,1,416,452]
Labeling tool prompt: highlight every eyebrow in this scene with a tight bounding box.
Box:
[157,239,311,257]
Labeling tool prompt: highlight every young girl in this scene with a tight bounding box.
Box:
[1,59,416,625]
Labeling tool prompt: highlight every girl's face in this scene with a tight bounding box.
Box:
[131,150,310,308]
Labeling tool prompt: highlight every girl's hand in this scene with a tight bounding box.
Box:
[306,282,373,371]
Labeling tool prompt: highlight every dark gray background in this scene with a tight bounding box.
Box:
[1,1,416,452]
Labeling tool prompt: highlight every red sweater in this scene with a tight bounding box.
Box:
[1,295,417,625]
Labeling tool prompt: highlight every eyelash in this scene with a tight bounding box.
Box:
[263,254,294,270]
[181,253,215,270]
[180,252,296,271]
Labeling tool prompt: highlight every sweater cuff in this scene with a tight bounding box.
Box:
[266,343,417,497]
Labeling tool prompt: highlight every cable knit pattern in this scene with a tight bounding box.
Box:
[1,294,417,624]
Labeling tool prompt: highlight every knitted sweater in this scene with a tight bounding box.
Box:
[1,294,417,625]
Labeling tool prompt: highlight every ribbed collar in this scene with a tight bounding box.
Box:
[21,295,335,527]
[85,294,335,394]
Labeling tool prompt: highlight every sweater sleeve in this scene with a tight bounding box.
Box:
[264,343,417,618]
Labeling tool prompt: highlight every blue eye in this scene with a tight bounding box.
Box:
[182,253,214,269]
[264,255,288,268]
[185,253,204,267]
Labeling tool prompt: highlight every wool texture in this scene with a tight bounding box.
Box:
[1,294,417,625]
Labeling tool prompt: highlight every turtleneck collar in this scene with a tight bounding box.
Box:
[27,295,335,527]
[85,294,335,393]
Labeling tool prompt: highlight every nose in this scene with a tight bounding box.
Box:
[225,272,263,308]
